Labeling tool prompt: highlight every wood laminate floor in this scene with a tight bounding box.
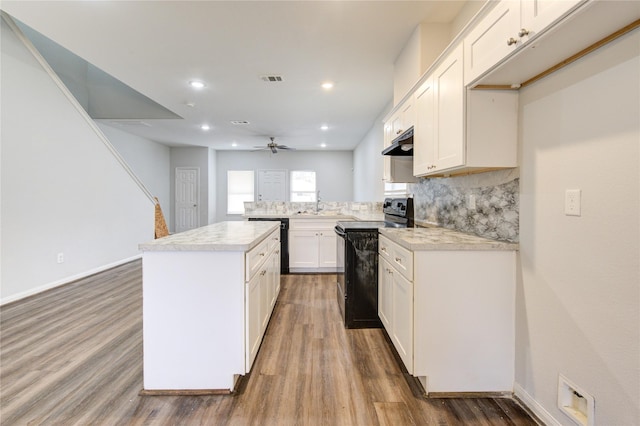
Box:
[1,261,538,425]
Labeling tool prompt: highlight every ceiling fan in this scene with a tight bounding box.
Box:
[253,137,295,154]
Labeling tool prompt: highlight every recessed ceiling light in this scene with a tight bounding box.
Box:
[320,125,329,131]
[232,142,238,147]
[189,80,206,89]
[321,82,334,90]
[201,124,210,131]
[320,143,327,148]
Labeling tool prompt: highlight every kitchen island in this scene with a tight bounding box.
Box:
[139,221,280,394]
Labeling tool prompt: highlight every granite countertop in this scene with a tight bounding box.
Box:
[244,211,385,221]
[139,221,279,252]
[379,227,519,251]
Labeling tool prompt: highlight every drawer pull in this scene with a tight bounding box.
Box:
[395,257,402,263]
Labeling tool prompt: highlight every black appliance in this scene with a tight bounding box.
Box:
[247,217,289,274]
[335,198,413,328]
[381,126,413,156]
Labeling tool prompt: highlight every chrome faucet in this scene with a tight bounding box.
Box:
[316,190,322,213]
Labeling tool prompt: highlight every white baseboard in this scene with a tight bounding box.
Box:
[514,382,562,426]
[0,255,142,306]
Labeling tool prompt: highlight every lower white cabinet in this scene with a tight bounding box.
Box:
[246,233,281,371]
[379,256,414,374]
[141,224,280,393]
[378,234,516,394]
[289,219,340,272]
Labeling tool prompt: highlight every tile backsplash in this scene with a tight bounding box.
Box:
[409,169,519,242]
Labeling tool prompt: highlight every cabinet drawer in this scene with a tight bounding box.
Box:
[267,230,280,252]
[246,237,270,279]
[379,235,394,263]
[379,235,413,281]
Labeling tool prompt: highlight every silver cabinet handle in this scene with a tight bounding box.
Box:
[507,37,518,46]
[395,257,402,263]
[518,28,530,37]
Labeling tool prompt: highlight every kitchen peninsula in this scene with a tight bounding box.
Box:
[139,221,280,394]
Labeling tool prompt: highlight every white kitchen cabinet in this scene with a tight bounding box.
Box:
[378,233,516,394]
[413,77,435,176]
[245,267,263,371]
[245,229,281,372]
[432,44,465,172]
[378,236,414,374]
[383,96,418,183]
[413,44,518,177]
[378,258,393,330]
[141,222,279,393]
[521,0,583,37]
[289,219,340,272]
[318,231,337,268]
[413,250,515,394]
[464,0,583,85]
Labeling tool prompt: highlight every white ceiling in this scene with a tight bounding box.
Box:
[2,1,468,151]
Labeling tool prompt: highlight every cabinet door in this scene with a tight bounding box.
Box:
[463,1,520,85]
[400,96,416,132]
[392,270,414,374]
[272,247,281,304]
[413,77,435,176]
[433,44,465,172]
[246,271,262,372]
[378,257,393,330]
[289,230,319,268]
[317,231,337,268]
[382,120,393,181]
[521,0,583,38]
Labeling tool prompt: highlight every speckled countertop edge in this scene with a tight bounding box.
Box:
[139,221,279,252]
[379,227,519,251]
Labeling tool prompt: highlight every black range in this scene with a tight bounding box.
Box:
[334,198,413,328]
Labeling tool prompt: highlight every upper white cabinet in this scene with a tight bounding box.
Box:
[431,45,465,172]
[520,0,584,41]
[464,0,585,86]
[413,44,519,177]
[382,95,418,183]
[464,1,521,86]
[412,78,435,176]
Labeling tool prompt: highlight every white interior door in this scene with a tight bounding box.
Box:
[257,170,286,201]
[175,167,199,233]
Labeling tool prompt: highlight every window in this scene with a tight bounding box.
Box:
[290,170,316,202]
[384,182,408,197]
[227,170,254,214]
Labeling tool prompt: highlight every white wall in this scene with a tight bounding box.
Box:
[97,122,171,228]
[1,18,154,303]
[516,31,639,424]
[170,146,213,232]
[215,150,353,222]
[353,104,388,201]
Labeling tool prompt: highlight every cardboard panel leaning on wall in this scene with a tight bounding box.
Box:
[0,17,154,303]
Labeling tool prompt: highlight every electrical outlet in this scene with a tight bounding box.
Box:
[57,253,64,264]
[565,189,581,216]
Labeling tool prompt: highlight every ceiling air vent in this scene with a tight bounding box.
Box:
[261,75,284,82]
[231,120,250,125]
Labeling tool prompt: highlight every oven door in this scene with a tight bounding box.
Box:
[335,225,346,322]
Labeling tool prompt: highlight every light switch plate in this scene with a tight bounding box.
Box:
[565,189,581,216]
